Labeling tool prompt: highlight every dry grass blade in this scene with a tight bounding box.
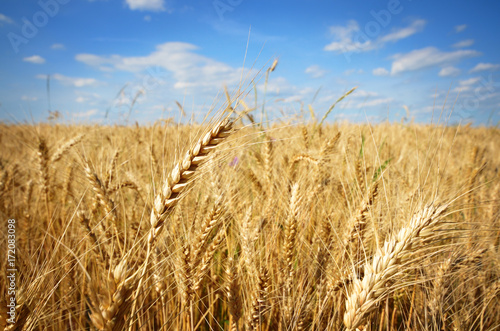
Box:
[317,87,357,128]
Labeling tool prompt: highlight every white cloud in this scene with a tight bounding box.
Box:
[255,77,314,104]
[352,97,393,109]
[125,0,165,11]
[76,42,248,92]
[75,54,107,67]
[413,105,436,115]
[258,77,290,94]
[51,43,66,50]
[0,13,14,25]
[75,53,120,72]
[343,68,363,76]
[477,92,499,101]
[23,55,46,64]
[36,73,100,87]
[372,67,389,76]
[305,65,327,78]
[74,109,99,118]
[21,95,38,101]
[459,77,480,86]
[324,19,426,53]
[323,89,378,104]
[469,62,500,73]
[438,66,461,77]
[391,47,480,74]
[451,77,483,94]
[318,88,374,104]
[352,90,378,98]
[144,15,152,21]
[379,19,426,43]
[452,86,471,93]
[76,96,87,103]
[452,39,474,48]
[455,24,467,33]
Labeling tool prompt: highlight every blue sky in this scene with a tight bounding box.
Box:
[1,0,499,125]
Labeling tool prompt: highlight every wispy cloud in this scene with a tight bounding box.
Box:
[74,92,103,107]
[21,95,38,101]
[324,19,426,53]
[391,47,480,74]
[452,76,481,93]
[351,97,393,109]
[258,76,305,96]
[320,88,378,105]
[343,68,364,76]
[351,89,379,98]
[36,73,100,87]
[125,0,167,12]
[51,43,66,50]
[452,39,474,48]
[73,109,99,118]
[305,65,327,78]
[342,88,392,109]
[23,55,46,64]
[459,77,480,86]
[372,67,389,76]
[76,42,248,92]
[379,20,426,43]
[438,66,461,77]
[454,24,467,33]
[0,13,14,25]
[469,62,500,73]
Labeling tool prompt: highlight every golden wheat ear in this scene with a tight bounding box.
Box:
[128,115,236,323]
[149,116,234,244]
[344,203,449,330]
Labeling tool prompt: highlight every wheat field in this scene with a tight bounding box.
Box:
[0,108,499,330]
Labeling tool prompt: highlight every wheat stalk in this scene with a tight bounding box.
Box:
[344,203,449,330]
[37,137,50,199]
[226,257,242,331]
[89,259,135,331]
[190,197,224,270]
[50,133,84,163]
[193,226,225,291]
[128,116,234,323]
[248,266,270,330]
[284,183,301,323]
[83,160,123,254]
[342,182,379,269]
[148,116,233,244]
